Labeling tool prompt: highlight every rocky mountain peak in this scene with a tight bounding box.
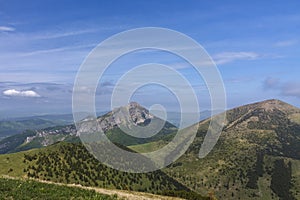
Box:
[98,102,154,132]
[127,101,142,108]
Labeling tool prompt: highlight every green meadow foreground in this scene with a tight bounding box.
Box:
[0,177,186,200]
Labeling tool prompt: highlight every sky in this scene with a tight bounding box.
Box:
[0,0,300,118]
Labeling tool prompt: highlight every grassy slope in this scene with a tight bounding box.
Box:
[160,133,299,200]
[105,126,177,147]
[0,177,119,200]
[0,142,208,200]
[161,101,300,200]
[129,140,166,153]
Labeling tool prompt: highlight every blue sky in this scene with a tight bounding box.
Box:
[0,0,300,118]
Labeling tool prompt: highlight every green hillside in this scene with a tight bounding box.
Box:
[160,99,300,200]
[0,142,208,200]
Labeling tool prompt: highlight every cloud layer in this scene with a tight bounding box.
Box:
[3,89,40,97]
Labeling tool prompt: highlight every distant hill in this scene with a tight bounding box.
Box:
[0,114,74,140]
[160,99,300,200]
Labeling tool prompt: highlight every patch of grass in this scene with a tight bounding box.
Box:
[129,140,166,153]
[290,159,300,199]
[0,148,39,177]
[258,175,279,200]
[289,113,300,124]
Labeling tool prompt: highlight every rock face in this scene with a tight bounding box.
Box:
[28,102,159,146]
[97,102,154,132]
[27,125,77,146]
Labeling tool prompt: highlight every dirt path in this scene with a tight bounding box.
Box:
[2,175,184,200]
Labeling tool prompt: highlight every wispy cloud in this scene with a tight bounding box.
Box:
[263,77,300,98]
[3,89,40,97]
[160,51,263,69]
[35,29,97,40]
[28,25,126,41]
[274,40,298,47]
[0,26,15,32]
[213,51,261,65]
[19,43,96,57]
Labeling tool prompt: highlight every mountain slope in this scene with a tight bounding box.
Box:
[159,99,300,200]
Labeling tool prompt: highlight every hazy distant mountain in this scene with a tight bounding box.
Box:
[0,114,75,140]
[162,99,300,199]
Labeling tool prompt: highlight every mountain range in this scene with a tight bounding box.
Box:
[0,102,177,154]
[0,99,299,199]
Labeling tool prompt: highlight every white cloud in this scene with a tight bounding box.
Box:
[3,89,40,97]
[213,51,260,65]
[0,26,15,32]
